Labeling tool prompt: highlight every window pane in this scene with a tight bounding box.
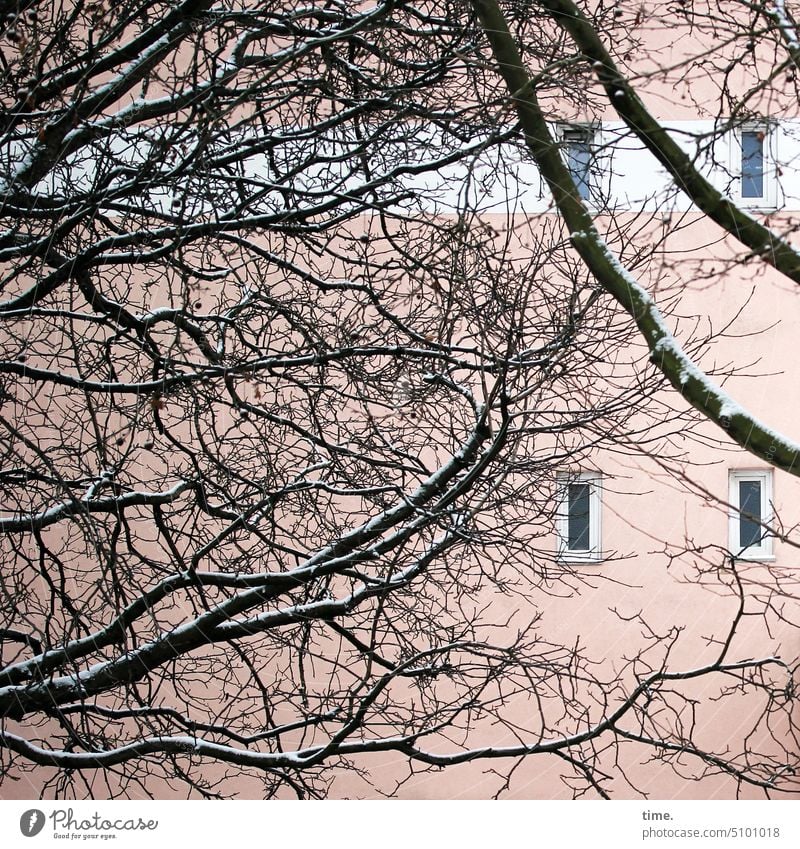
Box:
[565,133,591,200]
[741,131,764,198]
[739,480,762,548]
[568,482,591,550]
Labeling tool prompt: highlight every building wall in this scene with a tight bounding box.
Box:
[3,2,800,802]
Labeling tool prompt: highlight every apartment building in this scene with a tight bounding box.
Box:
[2,1,800,802]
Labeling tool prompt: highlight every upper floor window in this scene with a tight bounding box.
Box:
[734,124,776,207]
[728,469,773,560]
[557,471,602,562]
[741,129,764,198]
[561,126,595,202]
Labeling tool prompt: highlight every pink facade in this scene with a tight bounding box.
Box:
[3,1,800,802]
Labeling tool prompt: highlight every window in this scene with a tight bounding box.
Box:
[733,124,776,207]
[557,472,602,561]
[741,129,764,198]
[728,470,773,560]
[561,126,595,201]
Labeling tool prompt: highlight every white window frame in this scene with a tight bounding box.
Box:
[728,469,774,561]
[557,471,602,562]
[729,123,778,210]
[558,124,601,206]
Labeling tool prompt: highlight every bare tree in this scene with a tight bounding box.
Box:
[0,0,799,799]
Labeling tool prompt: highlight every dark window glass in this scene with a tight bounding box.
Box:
[564,130,592,200]
[741,131,764,198]
[568,482,591,550]
[739,479,762,548]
